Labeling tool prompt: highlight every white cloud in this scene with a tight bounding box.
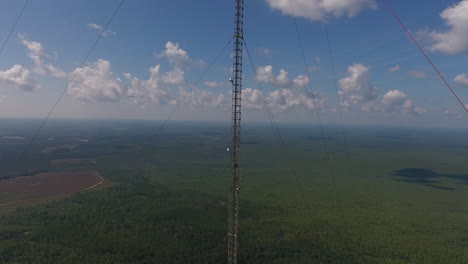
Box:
[338,63,377,108]
[13,35,332,113]
[0,64,39,91]
[242,88,265,110]
[242,87,326,111]
[292,74,310,88]
[308,57,321,72]
[266,0,377,22]
[68,59,127,102]
[87,23,116,37]
[0,95,4,102]
[428,0,468,54]
[67,41,205,105]
[204,81,227,88]
[338,64,423,115]
[454,73,468,86]
[180,88,225,108]
[256,65,275,83]
[162,67,185,85]
[18,33,67,78]
[124,65,175,105]
[381,89,421,114]
[414,107,427,114]
[360,102,381,113]
[87,23,103,31]
[69,60,172,105]
[13,35,227,110]
[338,64,426,115]
[308,65,321,73]
[269,88,326,111]
[408,70,426,79]
[381,89,408,106]
[256,65,309,88]
[257,47,272,57]
[276,69,291,87]
[159,41,192,66]
[387,65,400,73]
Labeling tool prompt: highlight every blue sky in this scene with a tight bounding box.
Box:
[0,0,468,128]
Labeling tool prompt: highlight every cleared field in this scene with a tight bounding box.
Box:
[51,159,95,166]
[0,136,25,140]
[0,171,103,207]
[41,144,78,154]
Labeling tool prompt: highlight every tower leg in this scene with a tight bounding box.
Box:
[227,1,244,264]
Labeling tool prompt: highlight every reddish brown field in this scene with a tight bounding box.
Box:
[0,171,103,207]
[51,159,94,166]
[0,136,25,140]
[41,144,78,154]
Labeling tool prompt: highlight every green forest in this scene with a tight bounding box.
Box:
[1,121,468,263]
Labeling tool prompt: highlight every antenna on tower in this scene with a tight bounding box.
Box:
[227,0,244,263]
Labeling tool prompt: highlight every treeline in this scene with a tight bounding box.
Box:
[0,168,358,263]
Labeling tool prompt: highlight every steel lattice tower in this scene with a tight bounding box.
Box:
[227,0,244,263]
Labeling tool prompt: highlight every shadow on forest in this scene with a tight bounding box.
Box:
[306,136,335,140]
[376,135,415,140]
[392,168,468,191]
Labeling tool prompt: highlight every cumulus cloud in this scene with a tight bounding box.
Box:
[408,70,426,79]
[204,81,227,88]
[180,88,225,108]
[387,65,400,73]
[270,88,326,111]
[454,73,468,86]
[87,23,103,31]
[68,60,175,105]
[276,69,291,87]
[338,63,424,115]
[427,0,468,54]
[15,36,191,105]
[266,0,377,22]
[159,41,193,66]
[87,23,116,37]
[256,65,275,83]
[256,65,309,88]
[161,67,185,85]
[13,35,229,110]
[68,59,127,102]
[124,65,175,105]
[18,33,68,78]
[338,63,377,108]
[257,47,272,57]
[414,107,427,114]
[308,57,321,72]
[381,89,421,114]
[381,89,408,106]
[292,74,310,88]
[67,41,208,105]
[242,87,326,111]
[0,64,39,91]
[12,35,332,113]
[242,88,265,110]
[360,102,381,113]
